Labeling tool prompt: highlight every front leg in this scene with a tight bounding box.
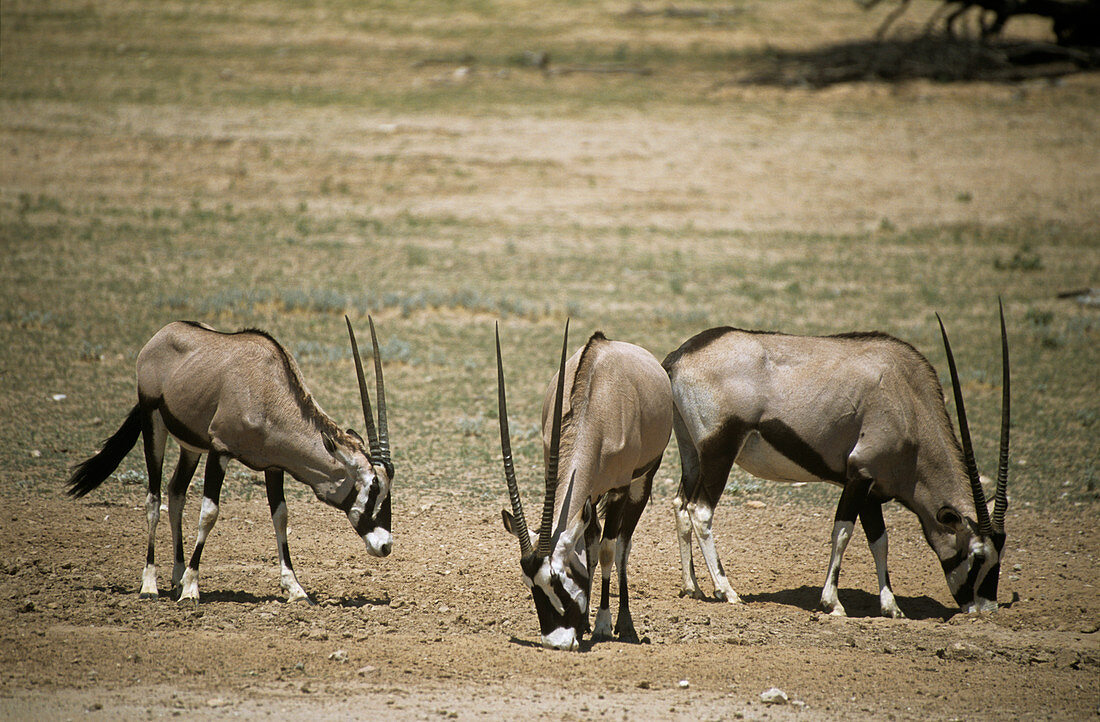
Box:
[860,500,904,618]
[266,469,310,603]
[179,453,226,604]
[819,476,871,616]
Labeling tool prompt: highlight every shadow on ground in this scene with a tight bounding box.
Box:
[735,32,1099,87]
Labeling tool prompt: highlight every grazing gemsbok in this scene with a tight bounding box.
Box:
[664,306,1010,617]
[496,322,673,650]
[66,316,394,603]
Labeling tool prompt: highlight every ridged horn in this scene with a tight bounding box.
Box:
[368,316,391,468]
[994,299,1010,534]
[937,313,994,538]
[536,320,571,558]
[496,323,533,558]
[345,315,382,463]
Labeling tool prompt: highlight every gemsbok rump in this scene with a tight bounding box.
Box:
[496,323,673,650]
[664,306,1010,617]
[66,317,394,603]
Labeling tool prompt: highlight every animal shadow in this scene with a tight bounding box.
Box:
[743,584,954,621]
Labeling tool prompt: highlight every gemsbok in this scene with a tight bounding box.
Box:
[664,305,1010,617]
[496,322,673,650]
[66,316,394,603]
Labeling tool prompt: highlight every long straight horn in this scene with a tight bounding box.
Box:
[937,314,994,537]
[368,316,391,468]
[345,315,382,462]
[497,323,532,557]
[994,300,1010,534]
[537,320,570,558]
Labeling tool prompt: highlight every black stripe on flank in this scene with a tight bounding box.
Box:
[757,419,846,484]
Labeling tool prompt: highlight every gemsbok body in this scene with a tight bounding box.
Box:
[66,317,394,603]
[496,323,673,650]
[664,307,1010,617]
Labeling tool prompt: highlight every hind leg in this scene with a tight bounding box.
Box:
[612,464,657,642]
[139,409,167,599]
[592,493,623,641]
[178,453,226,603]
[672,411,705,599]
[168,448,201,591]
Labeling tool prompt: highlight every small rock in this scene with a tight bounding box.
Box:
[636,680,651,690]
[51,394,67,402]
[30,450,41,458]
[357,665,376,676]
[18,600,35,613]
[760,687,789,705]
[328,649,348,663]
[678,679,690,689]
[744,500,767,509]
[206,697,229,708]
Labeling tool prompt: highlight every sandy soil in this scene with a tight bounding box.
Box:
[2,488,1096,720]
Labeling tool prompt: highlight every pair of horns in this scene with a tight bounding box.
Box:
[345,315,390,470]
[937,301,1010,538]
[497,320,571,558]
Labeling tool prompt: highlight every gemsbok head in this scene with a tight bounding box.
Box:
[495,321,673,650]
[663,304,1010,617]
[66,316,394,603]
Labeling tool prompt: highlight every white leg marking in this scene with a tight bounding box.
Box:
[271,501,308,602]
[178,567,200,603]
[593,539,615,638]
[689,501,740,603]
[673,499,704,599]
[820,520,854,616]
[140,564,159,599]
[178,497,219,604]
[140,492,160,598]
[869,533,904,618]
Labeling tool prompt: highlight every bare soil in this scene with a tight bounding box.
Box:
[2,489,1096,720]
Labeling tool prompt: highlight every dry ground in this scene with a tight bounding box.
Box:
[2,491,1097,720]
[2,1,1099,720]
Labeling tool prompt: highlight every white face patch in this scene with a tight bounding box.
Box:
[364,526,392,557]
[543,626,579,651]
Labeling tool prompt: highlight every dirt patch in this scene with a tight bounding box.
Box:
[3,491,1096,719]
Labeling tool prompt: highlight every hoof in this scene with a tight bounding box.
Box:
[818,600,846,617]
[678,588,706,600]
[138,592,159,600]
[714,589,742,604]
[615,627,640,644]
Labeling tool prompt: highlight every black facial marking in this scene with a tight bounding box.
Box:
[976,562,1000,602]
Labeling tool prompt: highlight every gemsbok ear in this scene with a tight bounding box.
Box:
[936,506,966,532]
[502,509,519,537]
[346,428,365,445]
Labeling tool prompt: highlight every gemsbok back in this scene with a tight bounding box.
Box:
[664,305,1010,617]
[496,322,673,650]
[66,316,394,603]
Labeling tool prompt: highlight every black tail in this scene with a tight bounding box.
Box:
[66,404,144,498]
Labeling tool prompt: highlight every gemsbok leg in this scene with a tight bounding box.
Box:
[680,440,741,603]
[819,476,872,616]
[168,447,201,591]
[859,498,904,618]
[265,469,310,602]
[178,452,227,602]
[139,408,167,599]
